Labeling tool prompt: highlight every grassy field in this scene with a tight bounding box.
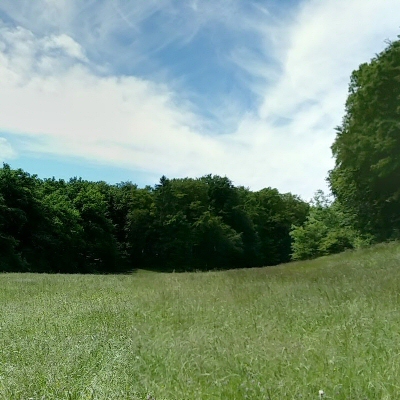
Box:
[1,243,400,399]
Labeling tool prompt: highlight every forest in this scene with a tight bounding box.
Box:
[0,167,310,272]
[1,37,400,274]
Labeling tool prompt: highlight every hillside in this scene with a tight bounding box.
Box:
[1,242,400,399]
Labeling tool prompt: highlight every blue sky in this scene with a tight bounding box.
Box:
[0,0,399,200]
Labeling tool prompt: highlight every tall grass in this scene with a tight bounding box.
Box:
[1,242,400,399]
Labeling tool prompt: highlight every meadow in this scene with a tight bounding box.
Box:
[1,242,400,399]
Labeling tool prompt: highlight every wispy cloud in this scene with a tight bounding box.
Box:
[226,0,400,196]
[0,24,224,174]
[0,137,16,160]
[0,0,399,199]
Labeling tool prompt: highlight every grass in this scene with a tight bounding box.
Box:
[2,242,400,399]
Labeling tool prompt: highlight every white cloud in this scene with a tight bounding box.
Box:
[0,25,225,179]
[0,0,399,200]
[229,0,400,198]
[43,34,87,62]
[0,138,16,161]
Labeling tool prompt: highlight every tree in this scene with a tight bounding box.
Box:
[151,175,253,270]
[0,164,47,271]
[0,192,22,270]
[329,37,400,241]
[243,187,309,265]
[152,176,209,270]
[290,191,369,261]
[0,163,321,272]
[201,175,257,267]
[37,186,84,272]
[106,182,155,269]
[192,211,243,270]
[68,179,119,272]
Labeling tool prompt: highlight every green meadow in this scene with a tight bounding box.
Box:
[2,242,400,399]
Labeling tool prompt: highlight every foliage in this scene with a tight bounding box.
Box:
[0,164,309,272]
[0,164,45,270]
[290,191,370,261]
[329,37,400,241]
[244,187,309,265]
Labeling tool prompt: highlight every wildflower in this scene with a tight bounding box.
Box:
[319,389,324,398]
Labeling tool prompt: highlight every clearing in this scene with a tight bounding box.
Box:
[1,242,400,399]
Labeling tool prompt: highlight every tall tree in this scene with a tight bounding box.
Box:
[0,164,46,270]
[37,183,84,272]
[68,179,119,272]
[202,175,257,267]
[329,37,400,240]
[244,187,309,265]
[0,191,22,270]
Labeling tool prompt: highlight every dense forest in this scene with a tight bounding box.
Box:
[1,37,400,273]
[0,164,309,272]
[0,167,309,272]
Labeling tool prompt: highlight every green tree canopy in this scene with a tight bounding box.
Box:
[290,191,364,261]
[329,37,400,241]
[0,164,311,272]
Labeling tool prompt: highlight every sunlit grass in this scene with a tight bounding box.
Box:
[1,242,400,399]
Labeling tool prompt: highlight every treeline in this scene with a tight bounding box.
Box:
[2,36,400,272]
[0,165,309,273]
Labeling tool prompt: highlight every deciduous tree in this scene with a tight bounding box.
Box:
[329,37,400,240]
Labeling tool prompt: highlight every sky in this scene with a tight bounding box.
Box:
[0,0,399,200]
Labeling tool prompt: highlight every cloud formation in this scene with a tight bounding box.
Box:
[0,24,224,175]
[0,0,399,199]
[0,137,16,160]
